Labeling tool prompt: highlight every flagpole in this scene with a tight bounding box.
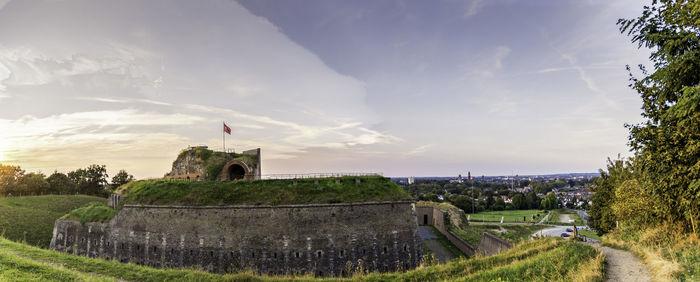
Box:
[223,121,225,153]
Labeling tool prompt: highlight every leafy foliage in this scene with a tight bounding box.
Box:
[0,164,24,196]
[618,0,700,232]
[611,179,657,226]
[46,172,77,194]
[110,170,134,187]
[67,164,110,196]
[589,157,634,233]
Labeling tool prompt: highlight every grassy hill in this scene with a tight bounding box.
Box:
[0,195,107,248]
[0,236,603,281]
[118,176,412,206]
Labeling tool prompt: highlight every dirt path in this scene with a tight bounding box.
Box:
[591,244,652,282]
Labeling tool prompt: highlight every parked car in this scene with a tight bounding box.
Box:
[566,228,573,232]
[561,233,570,238]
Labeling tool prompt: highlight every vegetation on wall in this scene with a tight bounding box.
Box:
[61,202,118,225]
[119,176,411,206]
[176,147,259,180]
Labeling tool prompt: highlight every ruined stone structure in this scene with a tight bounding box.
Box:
[50,201,422,277]
[164,146,261,181]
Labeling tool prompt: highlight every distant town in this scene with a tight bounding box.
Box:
[392,172,598,212]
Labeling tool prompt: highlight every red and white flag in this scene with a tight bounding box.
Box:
[223,122,231,135]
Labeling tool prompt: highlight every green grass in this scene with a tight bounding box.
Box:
[61,202,118,225]
[578,229,602,241]
[450,224,547,246]
[0,195,107,248]
[548,209,585,226]
[465,209,547,223]
[0,235,604,281]
[120,176,412,206]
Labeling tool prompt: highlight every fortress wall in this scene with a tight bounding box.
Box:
[477,232,513,256]
[415,205,476,257]
[51,201,422,277]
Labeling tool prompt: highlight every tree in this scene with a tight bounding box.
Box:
[68,164,109,195]
[485,195,495,210]
[619,0,700,232]
[111,169,135,187]
[0,164,24,195]
[511,193,525,210]
[525,192,539,209]
[589,157,634,233]
[17,173,49,195]
[612,179,657,226]
[47,171,77,194]
[493,198,506,211]
[543,193,558,210]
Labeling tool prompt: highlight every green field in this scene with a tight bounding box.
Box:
[0,236,603,281]
[119,176,411,206]
[578,229,602,240]
[0,195,107,248]
[450,224,547,246]
[465,209,547,223]
[548,209,585,226]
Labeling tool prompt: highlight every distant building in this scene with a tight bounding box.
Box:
[408,176,415,185]
[468,171,471,181]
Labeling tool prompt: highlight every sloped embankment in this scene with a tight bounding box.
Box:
[0,236,603,281]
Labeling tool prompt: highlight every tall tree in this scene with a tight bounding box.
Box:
[589,157,634,233]
[111,169,135,187]
[68,165,109,195]
[0,164,24,195]
[619,0,700,232]
[17,173,49,195]
[47,171,77,194]
[511,193,525,210]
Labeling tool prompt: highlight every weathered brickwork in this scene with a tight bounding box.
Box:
[50,201,422,277]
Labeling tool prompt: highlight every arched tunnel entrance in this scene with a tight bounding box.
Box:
[227,164,246,181]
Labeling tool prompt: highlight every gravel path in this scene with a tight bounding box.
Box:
[591,244,652,282]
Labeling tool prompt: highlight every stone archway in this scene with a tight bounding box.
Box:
[220,160,251,181]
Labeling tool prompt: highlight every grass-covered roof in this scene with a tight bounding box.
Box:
[118,175,412,206]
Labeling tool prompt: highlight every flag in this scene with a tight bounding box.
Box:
[223,122,231,135]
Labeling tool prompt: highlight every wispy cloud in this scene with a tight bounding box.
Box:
[464,0,486,18]
[463,46,511,78]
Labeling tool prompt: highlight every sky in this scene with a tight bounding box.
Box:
[0,0,652,178]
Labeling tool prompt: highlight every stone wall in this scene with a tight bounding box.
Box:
[50,201,422,277]
[415,206,476,257]
[477,232,513,256]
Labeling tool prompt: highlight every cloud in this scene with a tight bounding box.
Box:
[406,144,432,156]
[0,109,208,177]
[464,0,486,18]
[463,46,511,78]
[0,0,394,176]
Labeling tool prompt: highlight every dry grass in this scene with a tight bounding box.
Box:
[567,252,605,282]
[601,224,697,282]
